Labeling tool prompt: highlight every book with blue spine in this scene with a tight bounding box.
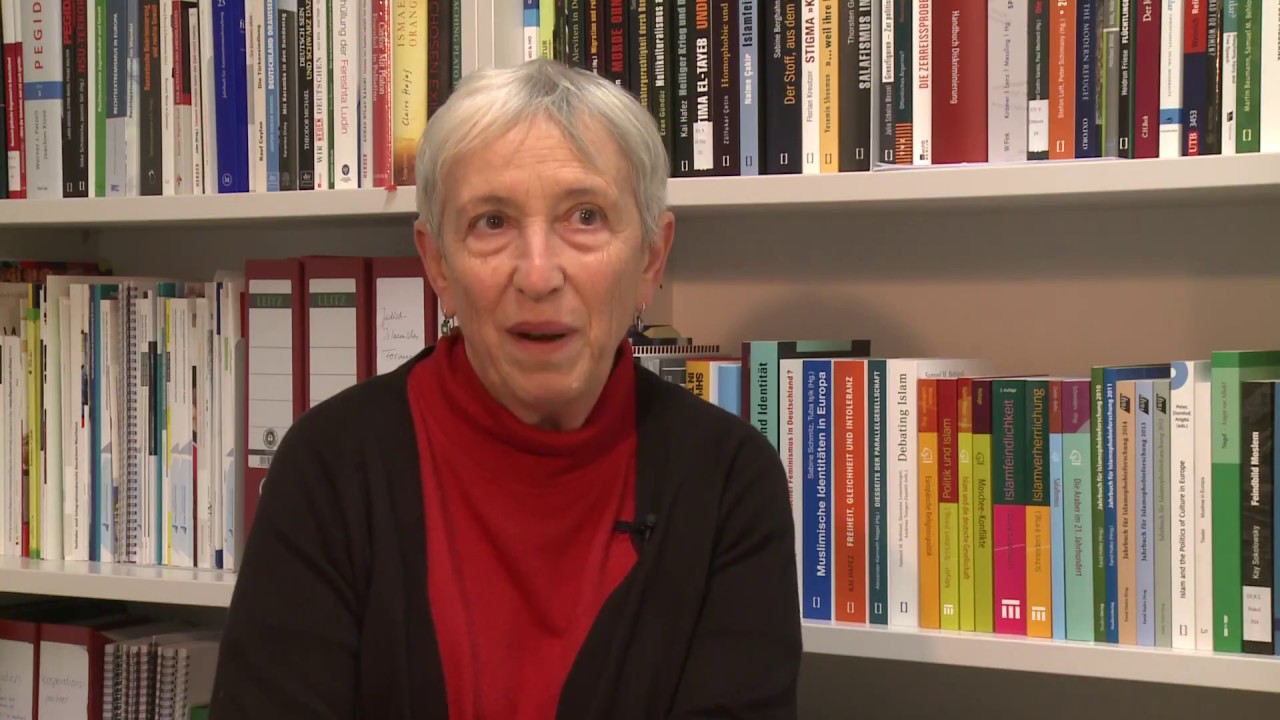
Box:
[716,362,741,415]
[214,0,250,191]
[1090,362,1169,643]
[1050,380,1066,640]
[265,0,280,191]
[1135,378,1155,646]
[802,358,833,620]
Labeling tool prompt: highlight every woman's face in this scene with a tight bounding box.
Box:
[415,116,674,430]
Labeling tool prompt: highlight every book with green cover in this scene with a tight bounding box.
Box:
[1063,379,1094,642]
[1237,0,1261,153]
[972,378,995,633]
[1210,350,1280,652]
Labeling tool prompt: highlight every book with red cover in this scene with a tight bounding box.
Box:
[931,0,988,163]
[1133,0,1161,158]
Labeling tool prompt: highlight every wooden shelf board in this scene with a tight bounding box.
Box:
[2,154,1277,228]
[802,622,1280,694]
[0,556,235,607]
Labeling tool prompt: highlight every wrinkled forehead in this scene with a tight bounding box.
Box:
[441,114,634,213]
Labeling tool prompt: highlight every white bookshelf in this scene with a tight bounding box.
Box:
[801,623,1280,695]
[0,556,235,608]
[3,154,1278,228]
[4,1,1280,706]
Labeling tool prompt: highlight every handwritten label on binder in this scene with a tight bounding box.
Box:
[376,277,427,375]
[38,642,88,717]
[0,638,35,719]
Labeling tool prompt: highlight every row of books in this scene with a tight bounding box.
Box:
[6,0,1276,202]
[654,342,1280,656]
[525,0,1280,174]
[0,0,460,199]
[0,597,218,719]
[9,256,1280,663]
[0,256,439,571]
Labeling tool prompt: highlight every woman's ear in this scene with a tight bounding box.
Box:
[415,219,453,315]
[639,210,675,308]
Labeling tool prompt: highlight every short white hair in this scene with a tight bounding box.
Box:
[414,59,670,247]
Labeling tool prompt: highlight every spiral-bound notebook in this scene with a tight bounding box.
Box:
[160,637,220,720]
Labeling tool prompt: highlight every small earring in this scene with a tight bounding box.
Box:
[440,312,456,337]
[633,302,646,332]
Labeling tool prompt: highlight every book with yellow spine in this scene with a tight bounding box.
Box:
[393,0,429,185]
[819,0,838,172]
[957,378,975,631]
[938,378,960,630]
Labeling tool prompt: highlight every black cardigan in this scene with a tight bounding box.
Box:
[208,347,802,719]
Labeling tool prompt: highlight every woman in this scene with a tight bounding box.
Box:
[209,58,802,719]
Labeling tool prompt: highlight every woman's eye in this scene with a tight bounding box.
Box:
[480,213,505,231]
[575,208,600,226]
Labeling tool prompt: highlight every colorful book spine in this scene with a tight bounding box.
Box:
[1136,379,1155,646]
[1063,379,1094,641]
[993,379,1027,635]
[716,363,740,415]
[868,359,889,624]
[1180,0,1206,155]
[392,0,427,186]
[744,340,779,449]
[1076,0,1099,157]
[892,0,911,163]
[2,0,25,198]
[1221,0,1238,155]
[911,0,930,165]
[1241,379,1275,655]
[802,358,833,621]
[918,377,940,629]
[1158,0,1182,157]
[973,378,994,633]
[1093,364,1169,643]
[938,378,960,629]
[1237,0,1260,152]
[739,0,758,174]
[1049,0,1077,160]
[1026,378,1052,638]
[834,359,867,623]
[214,0,248,191]
[931,0,986,164]
[1273,382,1280,654]
[1134,0,1160,158]
[958,378,976,632]
[21,0,64,197]
[1261,0,1280,153]
[1211,350,1280,652]
[818,0,837,174]
[1049,380,1067,640]
[878,0,895,164]
[1153,378,1172,648]
[1117,379,1136,644]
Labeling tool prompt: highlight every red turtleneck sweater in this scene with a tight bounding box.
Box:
[406,333,639,719]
